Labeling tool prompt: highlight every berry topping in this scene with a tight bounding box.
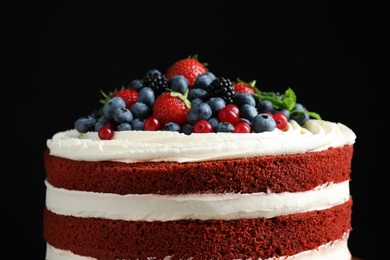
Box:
[152,90,191,127]
[207,77,236,104]
[73,56,321,139]
[166,54,207,88]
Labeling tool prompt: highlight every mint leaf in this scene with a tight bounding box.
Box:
[254,87,321,120]
[254,87,296,110]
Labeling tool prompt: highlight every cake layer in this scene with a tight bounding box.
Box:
[46,235,352,260]
[44,145,353,195]
[45,181,350,221]
[43,200,352,259]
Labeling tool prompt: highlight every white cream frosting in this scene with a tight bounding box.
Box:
[45,232,351,260]
[45,181,350,221]
[46,119,356,163]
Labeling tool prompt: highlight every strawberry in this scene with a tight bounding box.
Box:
[112,88,139,109]
[233,79,257,94]
[166,54,207,88]
[152,90,191,127]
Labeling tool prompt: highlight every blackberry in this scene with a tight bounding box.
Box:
[143,72,168,96]
[206,77,236,104]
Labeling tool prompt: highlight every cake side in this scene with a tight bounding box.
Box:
[44,145,353,195]
[44,200,352,260]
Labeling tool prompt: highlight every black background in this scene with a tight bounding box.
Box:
[3,1,381,259]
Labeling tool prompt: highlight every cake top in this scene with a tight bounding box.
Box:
[73,54,322,139]
[47,55,356,163]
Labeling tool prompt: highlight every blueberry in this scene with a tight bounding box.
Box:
[163,122,181,132]
[187,102,212,124]
[208,117,219,130]
[103,97,126,119]
[130,118,144,130]
[277,108,290,120]
[74,116,96,133]
[207,97,226,116]
[251,113,276,133]
[113,107,133,123]
[168,75,189,94]
[145,69,161,76]
[233,93,256,107]
[240,104,258,121]
[137,87,155,107]
[188,88,208,101]
[193,73,214,90]
[117,123,132,131]
[204,71,217,80]
[94,116,111,131]
[191,97,203,107]
[181,123,194,135]
[215,122,234,132]
[130,102,151,119]
[291,103,309,125]
[127,79,143,91]
[256,100,275,114]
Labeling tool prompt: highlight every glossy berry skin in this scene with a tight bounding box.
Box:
[143,117,161,131]
[98,125,114,140]
[234,121,251,133]
[166,56,207,87]
[273,112,288,130]
[251,113,276,133]
[193,119,213,133]
[152,92,191,126]
[218,104,240,126]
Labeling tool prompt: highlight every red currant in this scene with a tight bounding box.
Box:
[193,119,213,133]
[273,112,288,130]
[144,117,161,131]
[234,121,251,133]
[98,125,114,140]
[225,104,240,116]
[218,105,240,126]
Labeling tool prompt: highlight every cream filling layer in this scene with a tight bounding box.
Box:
[46,120,356,163]
[45,180,350,221]
[45,232,351,260]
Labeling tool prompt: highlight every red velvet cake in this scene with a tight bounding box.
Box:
[43,56,356,259]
